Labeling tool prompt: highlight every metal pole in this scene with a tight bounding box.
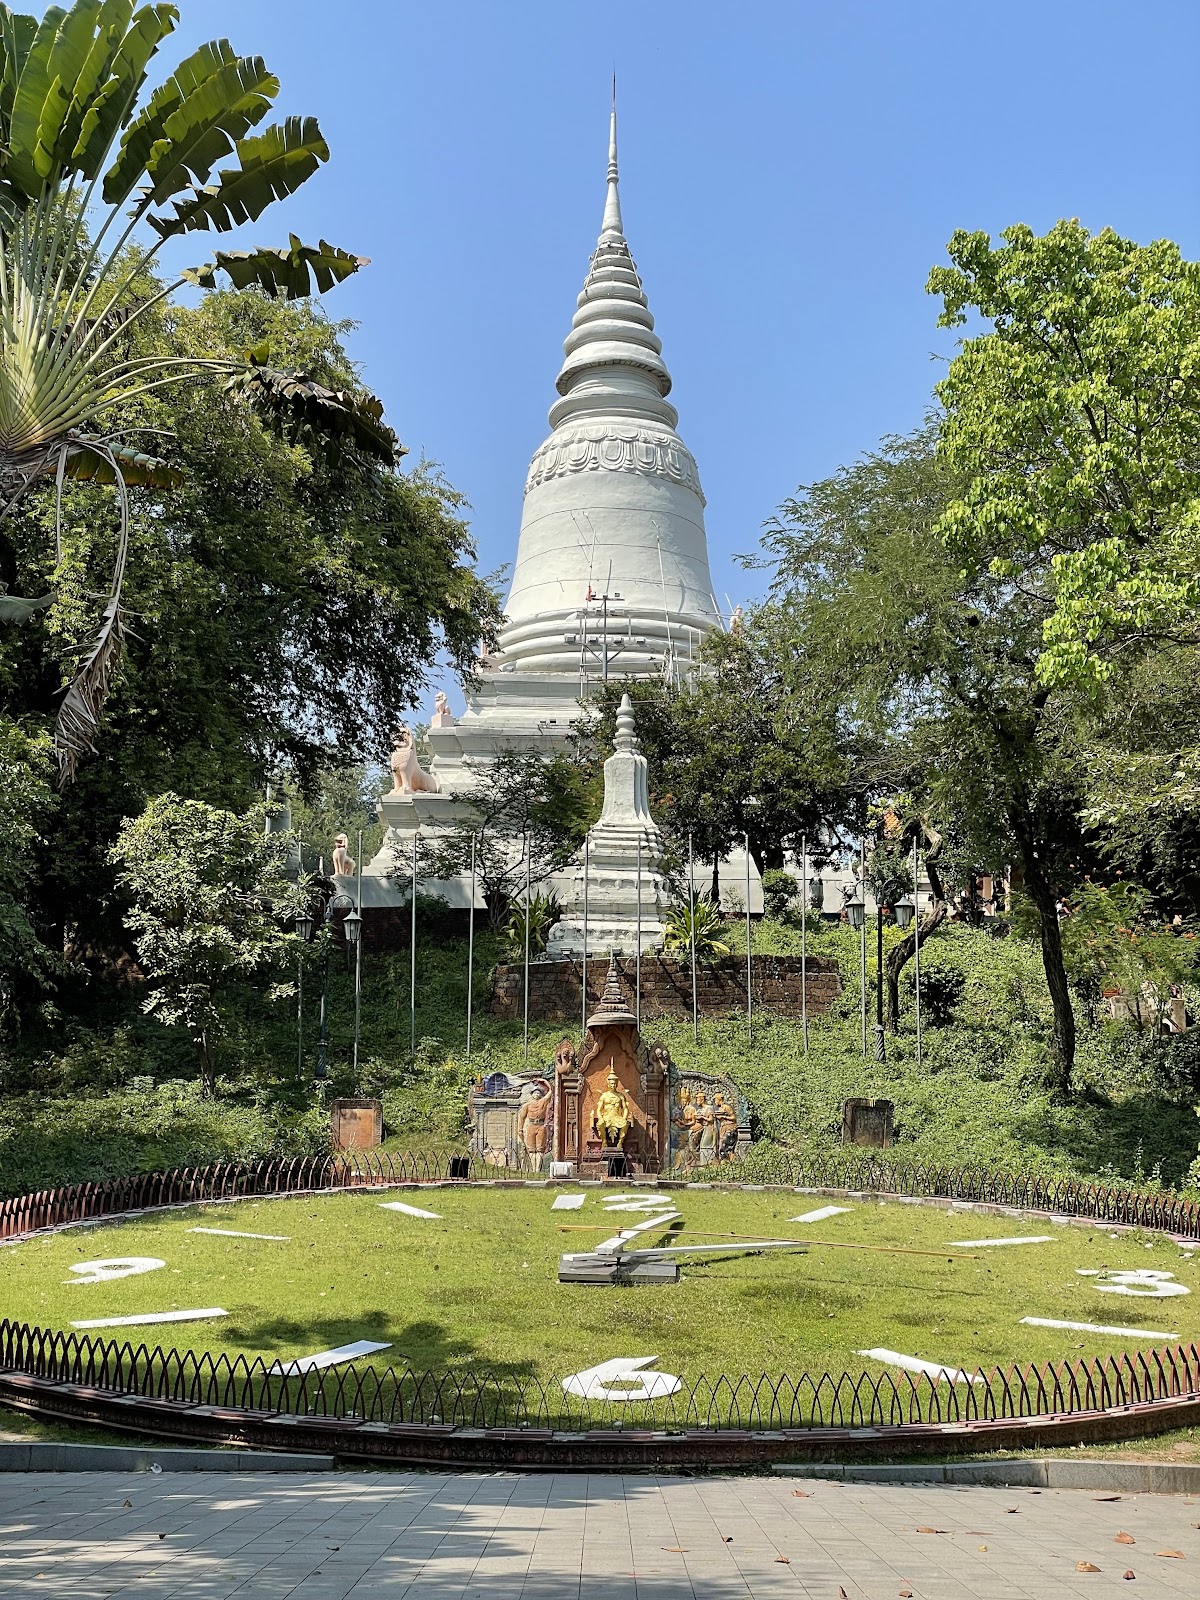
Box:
[352,828,363,1080]
[859,838,868,1058]
[581,834,590,1037]
[745,830,752,1043]
[689,831,698,1044]
[410,832,418,1062]
[296,828,304,1080]
[875,905,886,1063]
[296,940,304,1081]
[800,833,809,1052]
[466,832,476,1058]
[635,836,642,1034]
[523,837,531,1061]
[316,901,330,1082]
[913,836,923,1070]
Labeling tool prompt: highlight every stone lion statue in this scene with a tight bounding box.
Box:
[389,725,439,795]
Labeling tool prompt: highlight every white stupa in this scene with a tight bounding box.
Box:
[366,99,759,914]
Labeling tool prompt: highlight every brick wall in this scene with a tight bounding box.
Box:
[488,953,841,1023]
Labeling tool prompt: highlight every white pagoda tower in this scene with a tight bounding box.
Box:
[366,101,756,912]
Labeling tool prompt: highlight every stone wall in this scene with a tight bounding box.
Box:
[488,953,840,1023]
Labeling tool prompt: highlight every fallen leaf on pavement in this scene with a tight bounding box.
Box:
[1155,1550,1185,1558]
[1122,1572,1136,1581]
[791,1489,812,1497]
[1093,1495,1121,1502]
[1115,1533,1136,1545]
[122,1499,132,1508]
[774,1555,790,1563]
[978,1544,988,1552]
[1076,1561,1101,1572]
[661,1546,688,1553]
[838,1589,849,1599]
[915,1526,947,1534]
[900,1590,913,1598]
[722,1535,733,1543]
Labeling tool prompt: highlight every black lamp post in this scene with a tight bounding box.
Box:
[294,882,355,1084]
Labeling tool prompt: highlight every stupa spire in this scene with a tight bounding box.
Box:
[601,78,622,238]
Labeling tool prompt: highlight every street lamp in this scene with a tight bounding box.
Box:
[294,880,354,1085]
[894,896,915,930]
[845,894,866,930]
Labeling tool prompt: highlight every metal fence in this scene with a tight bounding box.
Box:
[1,1320,1197,1433]
[3,1148,1198,1244]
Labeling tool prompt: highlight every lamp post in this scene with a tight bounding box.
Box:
[295,878,355,1084]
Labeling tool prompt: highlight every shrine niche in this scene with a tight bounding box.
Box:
[468,1071,554,1169]
[469,955,755,1176]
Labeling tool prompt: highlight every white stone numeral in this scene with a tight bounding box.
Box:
[1077,1268,1189,1299]
[66,1257,165,1285]
[602,1197,677,1213]
[562,1356,682,1402]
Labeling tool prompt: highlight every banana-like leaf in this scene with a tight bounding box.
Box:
[71,2,176,180]
[5,5,68,195]
[181,235,365,300]
[147,54,276,204]
[0,11,40,138]
[29,0,105,179]
[104,35,272,205]
[0,589,55,622]
[64,437,182,487]
[148,115,328,236]
[228,363,401,468]
[55,591,124,783]
[57,0,134,168]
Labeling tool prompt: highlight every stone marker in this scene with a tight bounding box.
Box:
[330,1097,383,1151]
[841,1097,894,1149]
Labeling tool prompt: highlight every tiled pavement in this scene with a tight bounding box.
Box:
[0,1469,1197,1597]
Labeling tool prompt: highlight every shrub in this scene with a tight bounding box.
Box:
[909,963,966,1025]
[664,894,731,959]
[761,869,797,922]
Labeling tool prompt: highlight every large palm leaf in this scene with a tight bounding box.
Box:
[0,1,400,782]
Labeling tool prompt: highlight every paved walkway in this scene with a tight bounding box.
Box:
[0,1470,1197,1598]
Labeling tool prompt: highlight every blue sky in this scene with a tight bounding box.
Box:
[166,1,1199,712]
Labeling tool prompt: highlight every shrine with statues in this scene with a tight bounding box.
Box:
[469,956,752,1175]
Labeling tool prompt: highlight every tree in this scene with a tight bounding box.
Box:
[421,751,590,930]
[110,792,305,1091]
[0,285,499,958]
[928,221,1200,693]
[0,720,57,1001]
[880,812,948,1032]
[763,421,1097,1089]
[589,613,856,895]
[0,1,398,777]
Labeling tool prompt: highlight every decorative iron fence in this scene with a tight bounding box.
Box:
[3,1148,1197,1245]
[1,1320,1197,1433]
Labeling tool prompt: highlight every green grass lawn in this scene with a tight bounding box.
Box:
[5,1188,1198,1386]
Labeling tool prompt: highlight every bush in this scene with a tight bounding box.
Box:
[910,963,966,1025]
[761,868,797,922]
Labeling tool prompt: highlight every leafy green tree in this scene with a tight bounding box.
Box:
[0,720,57,999]
[928,221,1200,692]
[763,421,1098,1088]
[1056,881,1195,1034]
[422,750,590,931]
[110,791,305,1091]
[1,286,498,957]
[589,612,855,895]
[0,1,398,776]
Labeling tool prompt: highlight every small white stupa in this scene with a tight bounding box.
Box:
[548,694,669,955]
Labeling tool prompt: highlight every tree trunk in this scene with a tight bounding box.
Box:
[884,823,947,1031]
[1009,806,1075,1092]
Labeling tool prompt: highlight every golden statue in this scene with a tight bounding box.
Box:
[592,1067,632,1149]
